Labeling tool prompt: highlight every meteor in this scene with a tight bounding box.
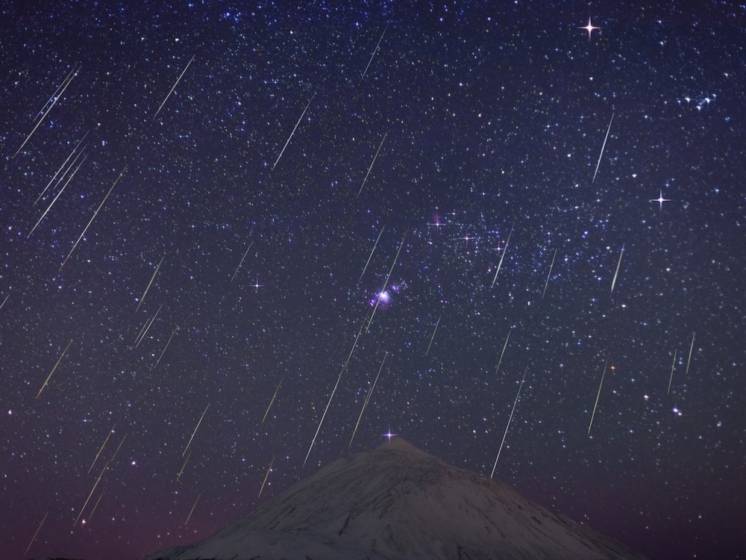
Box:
[261,379,283,425]
[152,326,177,370]
[490,367,528,478]
[136,255,164,311]
[357,133,387,196]
[182,404,209,457]
[610,244,624,294]
[667,350,678,394]
[258,456,274,498]
[542,248,557,298]
[24,512,48,556]
[153,55,195,119]
[587,361,608,436]
[362,26,387,78]
[184,493,201,525]
[592,111,614,183]
[349,352,388,448]
[495,329,512,375]
[425,316,441,356]
[272,96,313,170]
[490,225,514,288]
[88,425,115,474]
[685,332,696,375]
[35,339,73,399]
[230,241,254,282]
[358,226,385,283]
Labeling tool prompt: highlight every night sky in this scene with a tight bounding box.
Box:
[1,2,745,559]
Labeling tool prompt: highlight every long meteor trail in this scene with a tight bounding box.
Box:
[153,55,195,119]
[136,255,164,311]
[61,167,127,269]
[366,233,406,332]
[272,96,313,170]
[587,360,608,436]
[542,248,557,298]
[610,244,624,294]
[495,329,512,375]
[358,226,385,283]
[36,339,73,399]
[15,65,79,157]
[592,111,614,183]
[349,351,388,448]
[357,133,387,196]
[182,404,209,457]
[362,26,387,78]
[490,225,514,288]
[685,332,696,375]
[490,367,528,478]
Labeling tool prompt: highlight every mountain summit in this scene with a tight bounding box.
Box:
[147,438,645,560]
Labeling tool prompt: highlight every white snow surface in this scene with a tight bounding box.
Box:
[147,438,646,560]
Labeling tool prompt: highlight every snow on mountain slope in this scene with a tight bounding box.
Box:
[147,438,646,560]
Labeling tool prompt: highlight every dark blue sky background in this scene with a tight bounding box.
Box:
[0,2,744,559]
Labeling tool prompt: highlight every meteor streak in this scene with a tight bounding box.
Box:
[35,132,88,205]
[358,226,385,282]
[230,242,254,282]
[495,329,512,375]
[182,404,209,457]
[425,316,441,356]
[667,350,677,394]
[272,96,313,170]
[349,352,388,448]
[357,133,387,196]
[15,65,79,156]
[60,167,127,269]
[153,55,195,119]
[366,233,406,332]
[490,367,528,478]
[592,111,614,183]
[587,361,607,436]
[184,493,201,525]
[135,304,163,348]
[542,248,557,298]
[152,326,177,370]
[685,332,696,375]
[36,339,73,399]
[258,456,274,498]
[24,512,48,556]
[88,425,115,474]
[490,225,514,288]
[362,26,387,78]
[610,244,624,294]
[261,379,283,425]
[136,255,164,311]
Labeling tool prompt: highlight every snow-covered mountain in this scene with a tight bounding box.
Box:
[147,438,646,560]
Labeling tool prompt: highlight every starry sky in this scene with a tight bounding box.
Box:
[1,2,744,559]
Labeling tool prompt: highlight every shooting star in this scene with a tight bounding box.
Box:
[362,26,387,78]
[490,367,528,478]
[272,96,313,170]
[0,293,9,311]
[349,351,388,448]
[261,379,283,425]
[358,226,385,283]
[15,65,79,157]
[60,166,127,269]
[258,456,274,498]
[176,448,191,482]
[24,511,49,556]
[182,404,209,457]
[425,316,441,356]
[35,132,88,205]
[685,332,696,375]
[366,233,406,332]
[184,493,201,525]
[136,255,164,311]
[667,350,678,394]
[73,434,126,528]
[587,360,608,436]
[135,304,163,348]
[28,150,87,238]
[490,225,514,288]
[592,111,614,183]
[495,329,512,375]
[610,244,624,294]
[542,249,557,298]
[87,491,104,523]
[230,241,254,282]
[152,326,177,370]
[35,339,73,399]
[357,133,387,196]
[88,425,115,474]
[153,55,195,119]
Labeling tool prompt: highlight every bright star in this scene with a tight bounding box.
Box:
[580,17,600,40]
[383,430,397,441]
[649,190,671,210]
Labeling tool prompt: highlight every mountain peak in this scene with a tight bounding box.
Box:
[375,436,430,456]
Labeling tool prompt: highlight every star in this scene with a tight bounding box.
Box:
[649,190,671,210]
[383,430,397,441]
[580,17,600,40]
